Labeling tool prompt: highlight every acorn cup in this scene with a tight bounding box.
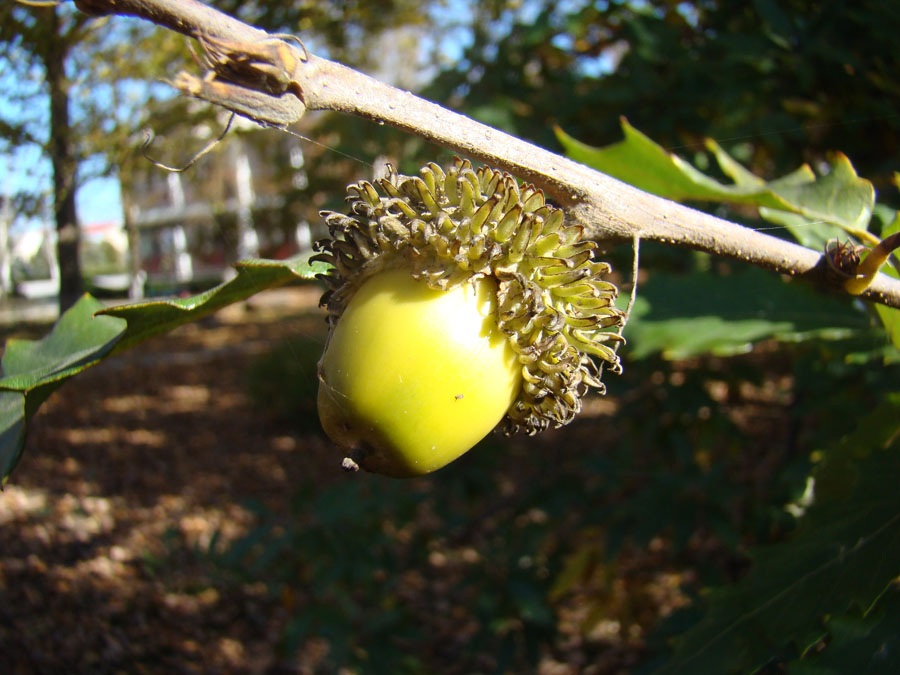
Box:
[312,158,625,477]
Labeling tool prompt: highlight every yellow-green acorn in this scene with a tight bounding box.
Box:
[313,158,624,477]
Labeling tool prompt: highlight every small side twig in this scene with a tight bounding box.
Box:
[141,111,234,172]
[622,234,641,329]
[14,0,62,6]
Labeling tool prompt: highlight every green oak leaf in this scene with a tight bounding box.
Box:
[0,254,329,481]
[656,395,900,674]
[555,118,874,239]
[0,293,126,484]
[873,211,900,349]
[100,256,330,351]
[622,264,870,360]
[787,584,900,674]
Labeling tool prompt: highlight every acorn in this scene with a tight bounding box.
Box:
[312,158,624,477]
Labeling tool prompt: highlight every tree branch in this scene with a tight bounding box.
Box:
[73,0,900,309]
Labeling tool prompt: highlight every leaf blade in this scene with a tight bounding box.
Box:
[623,264,869,360]
[0,254,330,480]
[656,396,900,674]
[0,293,126,391]
[100,255,329,351]
[556,119,875,237]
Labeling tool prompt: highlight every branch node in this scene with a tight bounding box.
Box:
[175,32,309,128]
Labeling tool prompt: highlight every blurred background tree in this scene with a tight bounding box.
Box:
[0,2,192,310]
[1,2,93,311]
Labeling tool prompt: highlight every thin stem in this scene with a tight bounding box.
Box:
[141,111,235,172]
[624,234,641,327]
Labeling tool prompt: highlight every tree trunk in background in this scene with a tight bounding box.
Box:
[45,8,82,314]
[0,189,12,298]
[119,168,145,300]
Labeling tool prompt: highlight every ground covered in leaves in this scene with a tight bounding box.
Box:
[0,285,805,674]
[0,288,336,673]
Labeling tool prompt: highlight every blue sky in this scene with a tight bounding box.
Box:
[1,65,121,232]
[0,131,121,232]
[77,176,122,226]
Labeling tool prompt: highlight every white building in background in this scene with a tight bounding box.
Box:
[4,220,129,300]
[0,119,317,302]
[126,122,315,296]
[9,227,59,299]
